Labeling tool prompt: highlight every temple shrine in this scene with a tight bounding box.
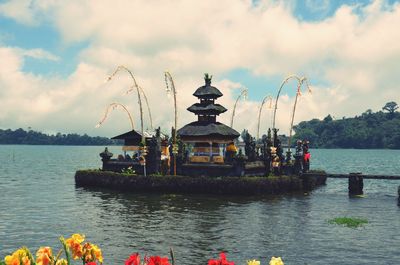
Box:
[98,74,313,177]
[177,74,241,176]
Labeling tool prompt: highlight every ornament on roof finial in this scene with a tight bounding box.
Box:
[204,73,212,85]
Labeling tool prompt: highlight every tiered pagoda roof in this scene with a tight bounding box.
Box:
[178,121,239,138]
[193,79,223,99]
[178,74,239,141]
[187,103,227,115]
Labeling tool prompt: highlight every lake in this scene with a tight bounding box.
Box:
[0,146,399,264]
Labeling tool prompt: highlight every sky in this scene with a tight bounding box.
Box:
[0,0,400,138]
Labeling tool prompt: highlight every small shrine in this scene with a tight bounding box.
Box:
[100,128,169,174]
[177,74,240,171]
[111,130,163,152]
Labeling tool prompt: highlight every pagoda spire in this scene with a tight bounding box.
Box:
[188,74,227,122]
[204,73,212,86]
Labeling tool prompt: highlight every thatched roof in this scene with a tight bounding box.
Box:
[111,130,166,145]
[193,74,223,99]
[187,103,227,115]
[111,130,162,140]
[178,121,240,138]
[193,85,223,99]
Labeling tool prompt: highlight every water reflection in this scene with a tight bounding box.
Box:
[74,186,317,264]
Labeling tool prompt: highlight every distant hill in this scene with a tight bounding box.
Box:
[293,104,400,149]
[0,128,121,146]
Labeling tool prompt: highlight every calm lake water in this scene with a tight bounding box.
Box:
[0,145,399,264]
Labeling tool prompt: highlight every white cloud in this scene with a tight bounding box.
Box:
[1,0,400,138]
[0,0,36,25]
[16,48,60,61]
[0,0,55,25]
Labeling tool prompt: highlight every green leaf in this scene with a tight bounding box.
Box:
[59,236,71,265]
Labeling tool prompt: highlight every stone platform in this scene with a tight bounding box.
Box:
[75,170,327,195]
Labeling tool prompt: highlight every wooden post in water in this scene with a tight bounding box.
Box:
[398,186,400,206]
[348,172,363,196]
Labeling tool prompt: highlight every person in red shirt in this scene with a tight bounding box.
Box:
[302,140,311,172]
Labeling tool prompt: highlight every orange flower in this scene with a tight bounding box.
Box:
[36,247,53,265]
[4,248,32,265]
[92,244,103,264]
[65,234,85,260]
[82,242,103,264]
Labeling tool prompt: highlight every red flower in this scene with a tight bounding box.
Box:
[125,253,140,265]
[84,262,97,265]
[145,256,171,265]
[208,253,235,265]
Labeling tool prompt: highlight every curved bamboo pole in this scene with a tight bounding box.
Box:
[107,65,145,144]
[287,78,311,151]
[164,72,178,141]
[230,88,248,128]
[256,95,273,140]
[272,75,303,131]
[125,85,153,130]
[95,102,134,130]
[164,71,178,176]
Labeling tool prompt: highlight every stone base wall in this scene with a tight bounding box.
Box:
[75,170,327,195]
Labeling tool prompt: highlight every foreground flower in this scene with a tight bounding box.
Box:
[55,259,68,265]
[82,242,103,264]
[208,253,234,265]
[269,257,284,265]
[145,256,171,265]
[125,253,140,265]
[36,247,53,265]
[247,259,260,265]
[65,234,85,260]
[4,247,32,265]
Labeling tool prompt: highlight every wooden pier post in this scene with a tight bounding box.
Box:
[398,186,400,206]
[348,172,363,196]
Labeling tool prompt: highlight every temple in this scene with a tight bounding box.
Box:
[98,74,313,177]
[177,74,241,176]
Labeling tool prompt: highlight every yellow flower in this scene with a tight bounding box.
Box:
[67,233,85,243]
[36,247,53,265]
[4,248,31,265]
[91,243,103,263]
[247,259,261,265]
[82,242,103,263]
[55,259,68,265]
[269,256,284,265]
[65,233,85,260]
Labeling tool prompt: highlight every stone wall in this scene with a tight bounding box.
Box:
[75,170,327,195]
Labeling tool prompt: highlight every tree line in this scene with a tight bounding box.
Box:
[0,128,120,145]
[293,102,400,149]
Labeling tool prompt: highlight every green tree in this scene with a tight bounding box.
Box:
[0,128,118,145]
[382,101,399,119]
[323,114,333,122]
[293,108,400,149]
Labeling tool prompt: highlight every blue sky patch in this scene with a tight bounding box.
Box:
[0,15,88,76]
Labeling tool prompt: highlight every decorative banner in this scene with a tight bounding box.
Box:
[230,87,248,128]
[95,102,134,130]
